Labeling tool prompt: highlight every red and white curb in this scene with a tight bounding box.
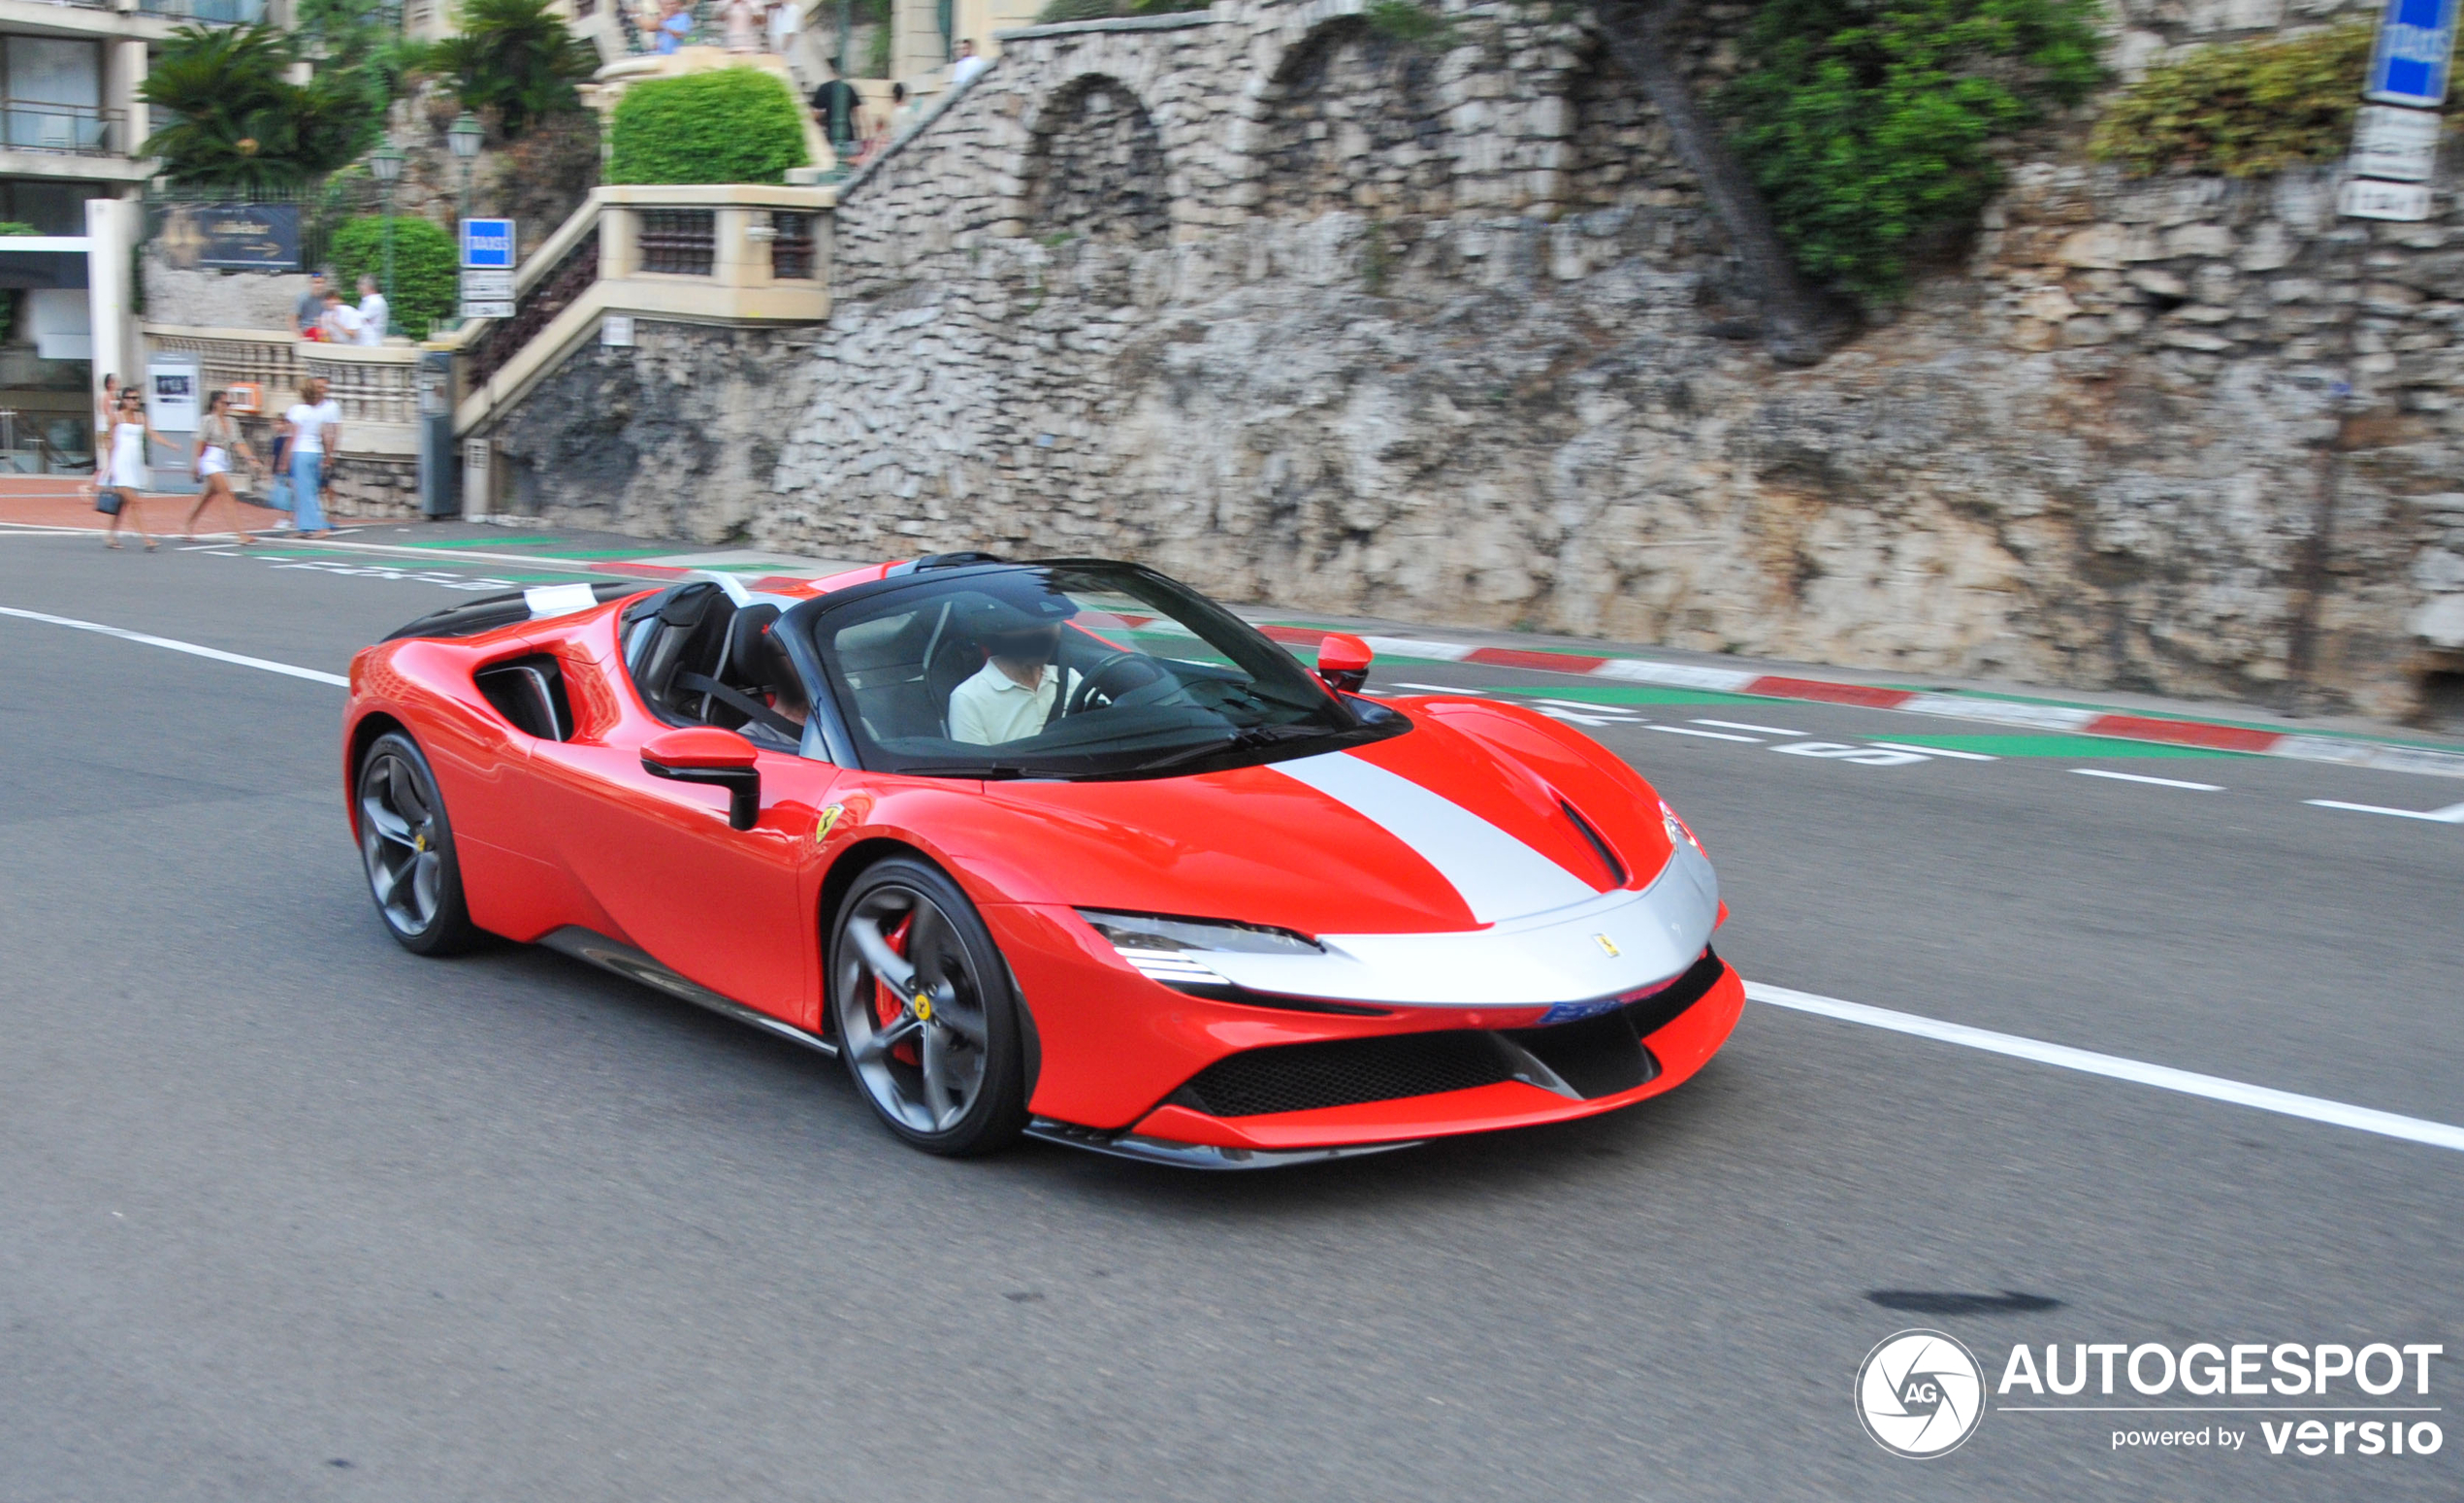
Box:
[138,531,2464,784]
[1251,627,2464,782]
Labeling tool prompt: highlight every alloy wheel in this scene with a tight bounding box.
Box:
[835,884,993,1134]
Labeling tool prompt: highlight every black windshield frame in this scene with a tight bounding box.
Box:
[781,560,1407,781]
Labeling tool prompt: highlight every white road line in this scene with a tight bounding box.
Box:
[1649,725,1762,742]
[2305,799,2464,824]
[2071,768,2222,791]
[0,605,348,687]
[1746,982,2464,1154]
[1872,741,1997,762]
[1691,718,1805,736]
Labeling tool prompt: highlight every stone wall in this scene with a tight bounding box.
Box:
[489,319,821,541]
[749,0,2460,719]
[144,256,311,331]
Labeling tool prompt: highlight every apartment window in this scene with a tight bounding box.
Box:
[0,37,107,155]
[0,178,90,235]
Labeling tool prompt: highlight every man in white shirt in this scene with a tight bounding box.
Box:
[950,38,987,87]
[949,604,1070,745]
[318,289,364,344]
[355,274,388,345]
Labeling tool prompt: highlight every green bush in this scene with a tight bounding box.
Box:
[1031,0,1203,24]
[607,69,809,184]
[1723,0,2104,304]
[327,215,458,340]
[2090,22,2376,178]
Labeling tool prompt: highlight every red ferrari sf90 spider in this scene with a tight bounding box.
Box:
[344,556,1743,1166]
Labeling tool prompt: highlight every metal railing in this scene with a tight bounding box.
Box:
[469,236,600,387]
[638,209,715,275]
[137,0,271,21]
[0,103,119,158]
[770,212,817,278]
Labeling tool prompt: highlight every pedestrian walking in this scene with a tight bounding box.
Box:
[890,80,916,137]
[98,389,159,551]
[91,373,118,470]
[356,274,389,345]
[294,271,329,338]
[950,38,987,87]
[766,0,801,69]
[809,56,860,156]
[281,376,343,539]
[723,0,761,51]
[182,389,270,543]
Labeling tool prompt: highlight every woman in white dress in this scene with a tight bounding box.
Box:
[182,389,269,543]
[100,389,160,551]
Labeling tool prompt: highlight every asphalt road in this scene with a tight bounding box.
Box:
[2,534,2458,1502]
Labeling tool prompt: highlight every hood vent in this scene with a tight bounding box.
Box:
[1558,798,1628,889]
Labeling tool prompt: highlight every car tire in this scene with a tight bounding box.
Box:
[827,855,1029,1157]
[355,730,480,957]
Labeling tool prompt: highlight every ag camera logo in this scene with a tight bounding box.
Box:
[1857,1329,1986,1458]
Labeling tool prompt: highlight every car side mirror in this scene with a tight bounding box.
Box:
[641,726,762,830]
[1315,633,1372,695]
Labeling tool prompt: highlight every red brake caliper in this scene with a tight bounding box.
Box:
[871,911,921,1066]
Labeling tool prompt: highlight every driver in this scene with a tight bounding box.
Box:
[949,596,1076,745]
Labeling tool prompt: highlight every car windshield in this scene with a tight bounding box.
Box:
[791,562,1400,779]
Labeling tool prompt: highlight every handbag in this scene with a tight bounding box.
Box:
[266,475,294,512]
[94,487,122,515]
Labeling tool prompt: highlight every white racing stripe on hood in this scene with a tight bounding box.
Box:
[1270,751,1598,924]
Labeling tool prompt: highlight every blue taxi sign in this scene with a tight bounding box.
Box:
[2366,0,2461,108]
[460,217,516,270]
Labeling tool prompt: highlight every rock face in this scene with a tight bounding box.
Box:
[490,320,819,542]
[736,0,2461,719]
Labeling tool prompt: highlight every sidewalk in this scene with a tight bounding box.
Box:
[7,489,2460,779]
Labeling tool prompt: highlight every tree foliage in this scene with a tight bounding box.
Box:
[430,0,599,138]
[328,215,459,340]
[139,24,379,187]
[1031,0,1203,24]
[1722,0,2104,303]
[2090,22,2376,178]
[607,69,809,183]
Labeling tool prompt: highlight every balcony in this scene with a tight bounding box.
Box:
[135,0,269,21]
[0,102,119,157]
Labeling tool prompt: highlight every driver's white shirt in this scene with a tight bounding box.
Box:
[950,659,1060,745]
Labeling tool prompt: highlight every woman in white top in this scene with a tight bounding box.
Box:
[93,373,118,458]
[280,376,343,538]
[100,389,161,551]
[182,389,270,543]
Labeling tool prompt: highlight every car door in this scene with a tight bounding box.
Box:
[525,669,841,1030]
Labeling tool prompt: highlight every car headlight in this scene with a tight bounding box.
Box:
[1661,800,1706,856]
[1077,909,1321,994]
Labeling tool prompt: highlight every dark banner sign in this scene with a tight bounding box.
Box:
[152,202,302,272]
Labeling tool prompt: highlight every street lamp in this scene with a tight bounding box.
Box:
[446,111,483,224]
[368,139,404,339]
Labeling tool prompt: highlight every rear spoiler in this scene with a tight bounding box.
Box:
[381,581,648,642]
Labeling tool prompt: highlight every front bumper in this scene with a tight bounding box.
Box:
[1021,952,1746,1166]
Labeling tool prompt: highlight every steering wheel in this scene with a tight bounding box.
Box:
[1066,652,1169,716]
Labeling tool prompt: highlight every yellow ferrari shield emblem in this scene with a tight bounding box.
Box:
[815,803,845,843]
[913,995,933,1020]
[1594,933,1619,958]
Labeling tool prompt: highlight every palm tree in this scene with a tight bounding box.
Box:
[139,24,376,187]
[429,0,600,139]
